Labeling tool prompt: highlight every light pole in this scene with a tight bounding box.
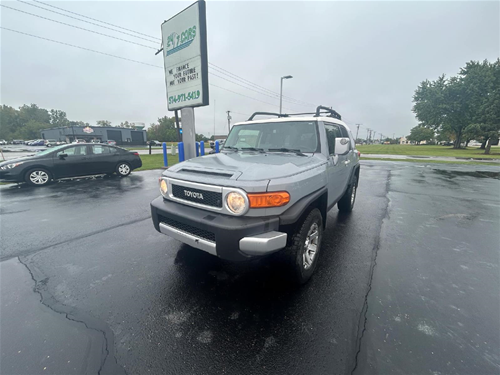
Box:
[280,75,293,115]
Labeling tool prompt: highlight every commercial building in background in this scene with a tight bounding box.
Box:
[40,126,147,145]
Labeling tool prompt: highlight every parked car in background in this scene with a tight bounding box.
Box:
[0,144,142,186]
[106,140,117,146]
[72,139,87,144]
[13,140,25,145]
[45,139,59,147]
[0,140,7,145]
[148,140,162,146]
[29,140,45,146]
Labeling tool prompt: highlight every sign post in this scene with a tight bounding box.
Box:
[161,0,209,160]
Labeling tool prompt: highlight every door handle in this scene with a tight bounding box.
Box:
[344,160,351,165]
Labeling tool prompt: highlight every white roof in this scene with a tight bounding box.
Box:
[234,116,351,132]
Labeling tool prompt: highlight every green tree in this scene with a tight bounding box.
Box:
[413,59,498,150]
[49,109,69,127]
[0,105,21,140]
[96,120,112,127]
[407,126,434,145]
[147,116,179,142]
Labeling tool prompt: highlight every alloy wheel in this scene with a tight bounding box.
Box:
[30,170,49,185]
[303,222,319,270]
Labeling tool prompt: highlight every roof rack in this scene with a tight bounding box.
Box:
[247,106,341,121]
[314,106,341,120]
[247,112,289,121]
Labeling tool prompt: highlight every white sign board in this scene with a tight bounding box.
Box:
[161,1,209,111]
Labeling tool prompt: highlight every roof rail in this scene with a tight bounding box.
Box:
[247,106,342,121]
[248,112,289,121]
[315,105,341,120]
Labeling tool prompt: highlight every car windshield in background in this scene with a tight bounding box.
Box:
[223,121,318,153]
[34,144,67,157]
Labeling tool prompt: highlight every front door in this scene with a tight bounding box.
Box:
[52,145,91,178]
[324,123,350,207]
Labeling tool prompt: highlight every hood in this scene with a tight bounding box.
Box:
[167,152,325,181]
[0,155,37,167]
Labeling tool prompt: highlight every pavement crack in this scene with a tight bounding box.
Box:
[350,170,392,375]
[1,216,150,262]
[17,256,127,375]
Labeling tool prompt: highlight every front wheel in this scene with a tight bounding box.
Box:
[25,168,52,186]
[283,208,323,285]
[116,162,131,177]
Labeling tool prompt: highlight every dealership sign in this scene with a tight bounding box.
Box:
[161,0,209,111]
[83,126,94,133]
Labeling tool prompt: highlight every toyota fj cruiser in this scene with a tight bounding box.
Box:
[151,106,360,284]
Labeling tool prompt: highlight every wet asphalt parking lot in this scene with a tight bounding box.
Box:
[1,160,499,375]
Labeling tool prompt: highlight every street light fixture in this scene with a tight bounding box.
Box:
[280,75,293,114]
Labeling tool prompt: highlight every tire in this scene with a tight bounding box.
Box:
[283,208,323,285]
[338,175,357,213]
[25,168,52,186]
[116,162,131,177]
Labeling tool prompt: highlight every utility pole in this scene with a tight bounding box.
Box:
[355,124,361,141]
[366,128,370,143]
[226,110,231,134]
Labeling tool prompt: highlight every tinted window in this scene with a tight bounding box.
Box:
[57,145,87,157]
[340,126,349,138]
[324,124,342,155]
[92,145,109,154]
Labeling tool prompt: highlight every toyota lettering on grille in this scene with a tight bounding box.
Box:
[184,190,204,200]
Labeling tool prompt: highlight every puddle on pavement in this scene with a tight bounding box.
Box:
[432,169,500,180]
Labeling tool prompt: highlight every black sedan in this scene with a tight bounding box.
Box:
[0,144,142,186]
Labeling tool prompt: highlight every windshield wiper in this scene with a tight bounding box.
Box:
[268,148,307,156]
[221,146,239,152]
[240,147,265,153]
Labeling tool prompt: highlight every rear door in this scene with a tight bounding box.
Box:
[324,123,345,206]
[52,145,91,178]
[88,144,117,174]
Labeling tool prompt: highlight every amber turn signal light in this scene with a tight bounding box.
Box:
[248,192,290,208]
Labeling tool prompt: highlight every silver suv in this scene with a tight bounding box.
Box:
[151,106,360,284]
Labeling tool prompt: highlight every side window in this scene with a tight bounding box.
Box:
[57,146,87,157]
[92,145,109,155]
[324,124,342,155]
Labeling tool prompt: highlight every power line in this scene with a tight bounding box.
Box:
[1,26,296,112]
[32,0,161,42]
[16,0,159,44]
[18,0,318,110]
[1,4,157,50]
[208,63,317,107]
[209,69,312,110]
[210,84,295,111]
[0,27,163,68]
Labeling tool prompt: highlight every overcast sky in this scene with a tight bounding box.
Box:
[1,1,498,138]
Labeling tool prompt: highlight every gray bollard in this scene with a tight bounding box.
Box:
[171,143,176,156]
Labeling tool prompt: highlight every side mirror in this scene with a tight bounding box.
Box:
[58,153,68,159]
[334,138,350,155]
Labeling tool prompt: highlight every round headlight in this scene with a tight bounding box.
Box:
[226,191,247,214]
[159,179,168,197]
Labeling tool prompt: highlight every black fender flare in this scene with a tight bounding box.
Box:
[279,187,327,226]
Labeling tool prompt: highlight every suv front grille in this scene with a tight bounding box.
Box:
[172,184,222,208]
[159,215,216,243]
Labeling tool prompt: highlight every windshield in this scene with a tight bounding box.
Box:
[34,144,68,157]
[224,121,318,153]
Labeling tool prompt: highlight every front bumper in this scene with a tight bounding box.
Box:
[0,169,22,182]
[150,196,287,261]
